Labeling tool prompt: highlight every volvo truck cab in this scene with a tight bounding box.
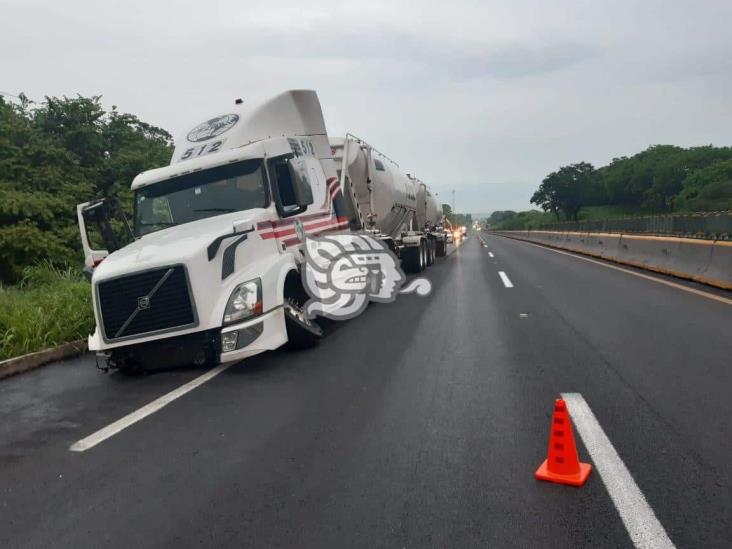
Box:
[78,91,346,372]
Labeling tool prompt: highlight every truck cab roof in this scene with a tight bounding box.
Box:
[133,89,331,191]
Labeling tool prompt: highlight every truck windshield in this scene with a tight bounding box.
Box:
[134,159,267,236]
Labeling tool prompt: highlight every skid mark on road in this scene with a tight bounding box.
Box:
[562,393,675,549]
[70,364,232,452]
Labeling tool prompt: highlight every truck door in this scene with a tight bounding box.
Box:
[76,198,135,272]
[77,202,109,270]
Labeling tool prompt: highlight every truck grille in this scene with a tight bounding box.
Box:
[96,265,197,341]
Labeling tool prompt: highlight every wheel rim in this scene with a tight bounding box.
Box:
[285,298,322,336]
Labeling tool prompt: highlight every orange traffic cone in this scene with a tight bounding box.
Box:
[535,398,592,487]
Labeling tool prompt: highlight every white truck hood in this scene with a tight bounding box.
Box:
[92,209,269,281]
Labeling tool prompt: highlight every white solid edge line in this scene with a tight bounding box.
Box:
[70,363,232,452]
[488,252,495,258]
[561,393,675,549]
[498,271,514,288]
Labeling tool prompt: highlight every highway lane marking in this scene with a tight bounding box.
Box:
[488,252,495,258]
[520,241,732,306]
[498,271,514,288]
[561,393,675,549]
[70,364,232,452]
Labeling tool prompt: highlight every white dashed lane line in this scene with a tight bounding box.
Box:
[498,271,514,288]
[488,252,494,258]
[70,363,233,452]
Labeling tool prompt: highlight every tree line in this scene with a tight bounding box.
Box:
[441,204,472,228]
[526,145,732,223]
[0,94,173,284]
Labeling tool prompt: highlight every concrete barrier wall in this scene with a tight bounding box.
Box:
[493,230,732,290]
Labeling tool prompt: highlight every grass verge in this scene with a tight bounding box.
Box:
[0,262,94,361]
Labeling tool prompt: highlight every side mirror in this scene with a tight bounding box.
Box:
[287,158,314,208]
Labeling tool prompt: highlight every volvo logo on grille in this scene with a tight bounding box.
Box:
[137,296,151,310]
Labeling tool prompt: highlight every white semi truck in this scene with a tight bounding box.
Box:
[77,90,447,372]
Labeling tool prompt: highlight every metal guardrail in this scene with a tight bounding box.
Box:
[538,211,732,240]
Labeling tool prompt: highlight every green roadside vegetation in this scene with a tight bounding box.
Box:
[0,93,172,360]
[488,205,643,230]
[487,145,732,230]
[441,204,472,228]
[0,262,94,361]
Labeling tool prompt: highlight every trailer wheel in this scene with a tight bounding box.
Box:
[426,240,435,266]
[401,245,422,274]
[284,272,322,350]
[436,239,446,257]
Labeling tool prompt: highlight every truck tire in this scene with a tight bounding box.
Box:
[285,299,322,349]
[283,272,322,350]
[116,358,144,376]
[402,245,423,273]
[426,240,435,266]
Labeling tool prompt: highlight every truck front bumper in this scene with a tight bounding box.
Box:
[218,306,287,364]
[89,306,288,370]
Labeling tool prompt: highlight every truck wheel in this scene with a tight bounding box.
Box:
[284,292,323,350]
[114,357,145,376]
[436,239,446,257]
[283,271,323,350]
[427,240,435,266]
[401,246,421,274]
[420,241,428,270]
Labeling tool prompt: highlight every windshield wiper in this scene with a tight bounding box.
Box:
[194,208,236,212]
[138,221,176,227]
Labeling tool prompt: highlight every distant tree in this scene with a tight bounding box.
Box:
[531,162,595,221]
[530,179,560,220]
[595,145,732,211]
[487,211,517,225]
[529,144,732,219]
[486,209,550,230]
[441,203,472,226]
[0,94,173,283]
[675,159,732,211]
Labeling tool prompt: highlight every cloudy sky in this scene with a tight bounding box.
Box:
[2,0,731,213]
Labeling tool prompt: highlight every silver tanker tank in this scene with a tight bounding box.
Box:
[330,137,439,237]
[413,176,441,230]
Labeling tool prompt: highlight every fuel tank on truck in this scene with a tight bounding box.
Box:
[330,137,416,238]
[414,178,441,230]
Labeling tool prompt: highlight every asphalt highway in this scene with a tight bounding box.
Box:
[1,234,731,548]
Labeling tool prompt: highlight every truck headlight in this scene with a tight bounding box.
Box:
[223,279,262,325]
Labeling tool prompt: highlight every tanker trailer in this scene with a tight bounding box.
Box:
[413,176,448,257]
[330,135,438,272]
